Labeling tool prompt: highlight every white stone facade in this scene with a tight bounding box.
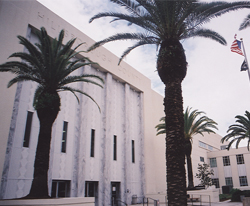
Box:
[0,1,164,205]
[2,1,249,206]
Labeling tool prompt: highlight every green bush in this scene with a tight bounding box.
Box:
[227,188,250,202]
[231,188,242,202]
[219,194,231,202]
[230,188,241,195]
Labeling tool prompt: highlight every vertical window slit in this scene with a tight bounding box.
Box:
[90,129,95,157]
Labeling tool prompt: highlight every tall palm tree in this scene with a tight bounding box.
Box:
[88,1,250,205]
[184,107,217,189]
[155,107,218,189]
[0,27,104,198]
[221,111,250,150]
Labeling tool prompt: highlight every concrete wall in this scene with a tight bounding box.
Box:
[189,133,223,186]
[208,147,250,190]
[0,197,94,206]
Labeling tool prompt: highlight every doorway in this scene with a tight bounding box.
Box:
[111,182,121,206]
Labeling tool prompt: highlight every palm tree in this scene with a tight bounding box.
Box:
[155,107,218,189]
[88,1,250,205]
[221,111,250,150]
[184,107,217,189]
[0,27,104,198]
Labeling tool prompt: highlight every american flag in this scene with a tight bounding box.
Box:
[231,38,244,56]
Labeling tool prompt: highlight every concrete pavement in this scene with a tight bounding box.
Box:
[129,200,243,206]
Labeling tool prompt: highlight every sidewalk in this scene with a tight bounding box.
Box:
[187,200,243,206]
[129,200,243,206]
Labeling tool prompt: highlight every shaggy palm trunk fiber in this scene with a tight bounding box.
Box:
[157,39,187,206]
[26,92,60,198]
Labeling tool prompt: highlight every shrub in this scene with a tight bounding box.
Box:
[219,194,231,202]
[231,189,242,202]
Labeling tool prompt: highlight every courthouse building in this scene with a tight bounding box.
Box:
[0,1,250,205]
[0,1,165,205]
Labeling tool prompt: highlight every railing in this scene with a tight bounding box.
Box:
[187,194,211,206]
[117,199,128,206]
[143,197,160,206]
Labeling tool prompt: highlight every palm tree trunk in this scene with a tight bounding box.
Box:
[25,93,60,198]
[186,154,194,189]
[157,39,187,206]
[164,82,187,206]
[185,139,194,189]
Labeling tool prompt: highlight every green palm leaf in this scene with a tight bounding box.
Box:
[0,27,104,110]
[222,111,250,150]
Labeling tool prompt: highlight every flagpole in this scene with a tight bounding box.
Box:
[240,38,250,82]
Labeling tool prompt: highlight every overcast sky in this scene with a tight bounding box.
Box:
[37,0,250,142]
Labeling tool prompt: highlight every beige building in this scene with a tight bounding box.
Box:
[208,146,250,192]
[0,1,249,205]
[0,1,165,205]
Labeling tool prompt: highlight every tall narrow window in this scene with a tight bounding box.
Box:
[113,135,117,160]
[23,111,33,147]
[90,129,95,157]
[61,121,68,153]
[239,176,248,186]
[132,140,135,163]
[225,177,233,186]
[210,158,217,168]
[223,156,230,166]
[236,154,245,164]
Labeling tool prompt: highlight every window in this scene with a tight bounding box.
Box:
[223,156,230,166]
[132,140,135,163]
[200,157,204,162]
[199,141,207,149]
[61,121,68,153]
[239,176,248,186]
[85,181,98,197]
[221,145,228,150]
[208,145,213,151]
[212,178,220,188]
[236,154,245,164]
[225,177,233,186]
[51,180,70,198]
[90,129,95,157]
[113,135,117,161]
[23,111,33,147]
[210,158,217,168]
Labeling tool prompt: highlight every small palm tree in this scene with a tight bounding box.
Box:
[155,107,218,189]
[88,1,250,205]
[184,107,218,189]
[221,111,250,150]
[0,27,104,198]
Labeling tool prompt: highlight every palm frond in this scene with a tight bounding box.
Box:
[59,86,101,112]
[222,111,250,150]
[0,27,104,111]
[239,13,250,30]
[88,32,154,52]
[118,36,159,64]
[183,28,226,45]
[59,74,104,88]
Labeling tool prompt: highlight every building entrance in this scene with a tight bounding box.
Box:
[111,182,120,206]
